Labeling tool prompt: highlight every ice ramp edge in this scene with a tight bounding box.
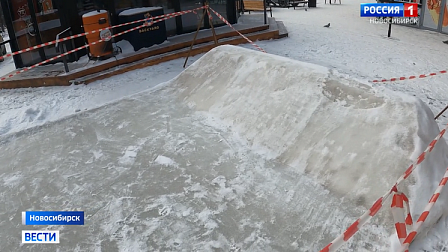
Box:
[170,45,448,237]
[0,81,173,142]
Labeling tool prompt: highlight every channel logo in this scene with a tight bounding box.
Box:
[360,3,418,17]
[22,230,59,244]
[22,211,84,225]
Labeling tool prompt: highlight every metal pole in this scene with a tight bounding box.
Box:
[263,0,267,24]
[61,44,69,73]
[183,6,207,68]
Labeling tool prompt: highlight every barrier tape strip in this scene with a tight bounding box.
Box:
[371,70,448,83]
[0,6,206,61]
[391,191,413,245]
[320,124,447,252]
[0,9,190,82]
[208,7,266,53]
[206,6,213,20]
[399,166,448,252]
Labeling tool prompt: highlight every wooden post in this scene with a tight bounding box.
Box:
[207,8,219,45]
[183,6,207,68]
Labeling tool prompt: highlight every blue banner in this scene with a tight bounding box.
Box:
[360,3,404,17]
[22,211,84,225]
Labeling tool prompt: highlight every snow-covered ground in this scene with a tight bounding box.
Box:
[1,0,448,251]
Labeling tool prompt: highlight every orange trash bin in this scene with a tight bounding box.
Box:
[82,10,113,58]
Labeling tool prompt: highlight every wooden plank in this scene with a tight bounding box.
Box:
[243,0,268,11]
[0,76,70,89]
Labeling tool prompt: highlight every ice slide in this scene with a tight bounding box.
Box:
[1,45,447,251]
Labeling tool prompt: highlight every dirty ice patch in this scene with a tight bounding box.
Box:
[118,146,139,165]
[118,138,148,165]
[85,149,104,164]
[154,155,178,167]
[2,173,24,188]
[185,182,208,199]
[210,175,237,202]
[197,208,219,234]
[117,121,131,130]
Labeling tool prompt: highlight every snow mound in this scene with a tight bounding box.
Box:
[173,45,448,248]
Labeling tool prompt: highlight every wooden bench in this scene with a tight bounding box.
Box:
[243,0,273,17]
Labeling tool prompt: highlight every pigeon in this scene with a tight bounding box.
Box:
[323,23,330,27]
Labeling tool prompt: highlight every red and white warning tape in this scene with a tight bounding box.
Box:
[399,166,448,252]
[208,7,266,53]
[320,125,447,252]
[391,191,413,245]
[206,7,213,21]
[0,6,206,62]
[0,9,191,81]
[371,70,448,83]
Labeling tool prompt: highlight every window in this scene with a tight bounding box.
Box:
[179,0,204,32]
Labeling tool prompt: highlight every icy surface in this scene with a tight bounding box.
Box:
[1,46,447,251]
[1,0,448,249]
[0,71,388,252]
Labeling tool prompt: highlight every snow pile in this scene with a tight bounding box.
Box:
[173,45,448,249]
[115,40,135,54]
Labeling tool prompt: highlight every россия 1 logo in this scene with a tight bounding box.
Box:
[360,3,418,17]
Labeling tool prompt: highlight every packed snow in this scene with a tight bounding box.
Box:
[1,0,448,251]
[174,46,448,251]
[115,40,135,54]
